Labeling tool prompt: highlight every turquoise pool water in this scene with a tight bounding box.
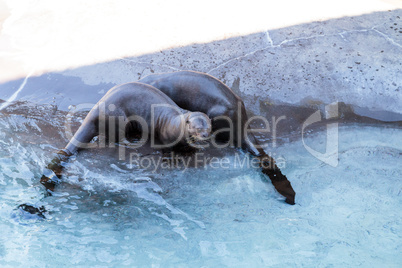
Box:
[0,111,401,266]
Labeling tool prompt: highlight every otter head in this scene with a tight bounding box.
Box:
[184,112,211,146]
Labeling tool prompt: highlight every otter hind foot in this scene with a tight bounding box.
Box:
[271,180,296,205]
[18,204,47,219]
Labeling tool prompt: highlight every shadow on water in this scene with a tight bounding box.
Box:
[0,9,401,266]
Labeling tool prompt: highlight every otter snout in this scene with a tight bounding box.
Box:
[185,111,212,144]
[195,129,211,140]
[201,132,209,139]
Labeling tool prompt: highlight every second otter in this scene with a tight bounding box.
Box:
[139,71,296,205]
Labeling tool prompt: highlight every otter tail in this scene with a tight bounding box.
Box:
[243,132,296,205]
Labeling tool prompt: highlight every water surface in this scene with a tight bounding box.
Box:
[0,105,401,267]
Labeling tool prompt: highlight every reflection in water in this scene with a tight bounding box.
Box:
[0,103,401,266]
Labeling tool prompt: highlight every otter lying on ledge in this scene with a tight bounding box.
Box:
[39,82,212,193]
[139,70,296,205]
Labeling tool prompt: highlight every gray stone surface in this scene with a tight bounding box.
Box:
[0,3,401,123]
[211,23,402,115]
[53,10,402,121]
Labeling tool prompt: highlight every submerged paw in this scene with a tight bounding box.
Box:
[17,204,47,219]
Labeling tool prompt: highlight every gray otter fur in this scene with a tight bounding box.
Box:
[139,71,296,205]
[40,82,211,192]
